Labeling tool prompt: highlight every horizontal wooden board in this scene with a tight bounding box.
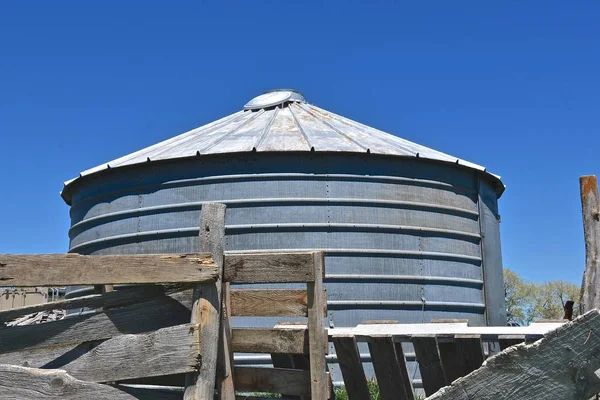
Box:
[231,289,309,317]
[224,252,317,283]
[0,291,192,354]
[0,285,190,324]
[234,366,311,397]
[59,323,200,382]
[0,364,184,400]
[231,328,308,354]
[0,253,216,286]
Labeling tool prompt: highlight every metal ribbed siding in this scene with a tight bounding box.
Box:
[67,152,504,386]
[68,152,501,324]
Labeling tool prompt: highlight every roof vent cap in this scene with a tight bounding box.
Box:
[244,89,305,111]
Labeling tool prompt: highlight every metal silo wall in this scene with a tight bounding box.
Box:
[67,152,505,387]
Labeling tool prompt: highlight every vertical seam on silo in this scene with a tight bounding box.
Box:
[288,103,312,150]
[253,107,279,150]
[475,173,487,326]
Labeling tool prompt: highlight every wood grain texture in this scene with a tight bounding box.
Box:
[427,310,600,400]
[218,282,235,400]
[307,251,329,399]
[332,335,370,400]
[0,253,216,286]
[0,291,192,354]
[232,328,309,354]
[231,289,308,317]
[368,336,413,400]
[412,335,448,396]
[57,323,200,382]
[0,364,166,399]
[224,252,316,283]
[580,175,600,313]
[454,335,484,377]
[234,367,311,397]
[185,203,226,400]
[0,285,190,324]
[437,341,462,383]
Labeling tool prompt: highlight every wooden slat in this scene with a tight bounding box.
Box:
[0,291,192,354]
[185,203,226,400]
[0,364,182,400]
[412,335,448,396]
[231,289,309,317]
[224,252,316,283]
[393,340,415,399]
[232,328,309,354]
[454,335,485,376]
[307,251,329,399]
[86,325,197,381]
[332,335,370,400]
[270,354,309,400]
[0,284,190,324]
[427,310,600,399]
[50,323,199,382]
[437,341,462,383]
[234,367,311,397]
[218,282,235,400]
[0,253,216,286]
[368,336,413,400]
[580,175,600,313]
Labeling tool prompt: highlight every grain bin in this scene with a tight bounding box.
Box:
[62,89,506,385]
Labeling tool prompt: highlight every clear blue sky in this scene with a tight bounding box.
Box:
[1,2,598,284]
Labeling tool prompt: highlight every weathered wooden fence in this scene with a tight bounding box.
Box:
[329,319,566,399]
[0,203,329,399]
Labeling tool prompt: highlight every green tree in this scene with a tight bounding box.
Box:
[504,268,580,325]
[504,268,536,325]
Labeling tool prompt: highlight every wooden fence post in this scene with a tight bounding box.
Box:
[184,203,229,400]
[580,175,600,313]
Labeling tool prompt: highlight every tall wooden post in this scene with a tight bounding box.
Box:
[184,203,231,400]
[580,176,600,313]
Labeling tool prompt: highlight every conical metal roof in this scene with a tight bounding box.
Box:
[62,89,504,202]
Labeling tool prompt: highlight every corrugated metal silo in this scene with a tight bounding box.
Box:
[62,89,506,386]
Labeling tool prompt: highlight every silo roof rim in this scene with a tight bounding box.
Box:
[61,90,505,204]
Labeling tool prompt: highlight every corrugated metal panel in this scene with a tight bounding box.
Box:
[61,90,503,203]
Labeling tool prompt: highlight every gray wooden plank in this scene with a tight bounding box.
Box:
[307,251,328,399]
[427,310,600,399]
[185,203,227,400]
[224,252,316,283]
[393,341,415,400]
[270,354,307,400]
[218,282,235,400]
[368,336,412,400]
[0,364,154,399]
[0,253,216,286]
[231,289,309,317]
[580,175,600,313]
[232,328,309,354]
[0,291,192,354]
[412,335,448,396]
[234,367,311,397]
[58,323,200,382]
[454,335,485,376]
[0,284,190,324]
[437,341,462,383]
[332,335,370,400]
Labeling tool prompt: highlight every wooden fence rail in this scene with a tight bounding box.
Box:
[0,203,329,400]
